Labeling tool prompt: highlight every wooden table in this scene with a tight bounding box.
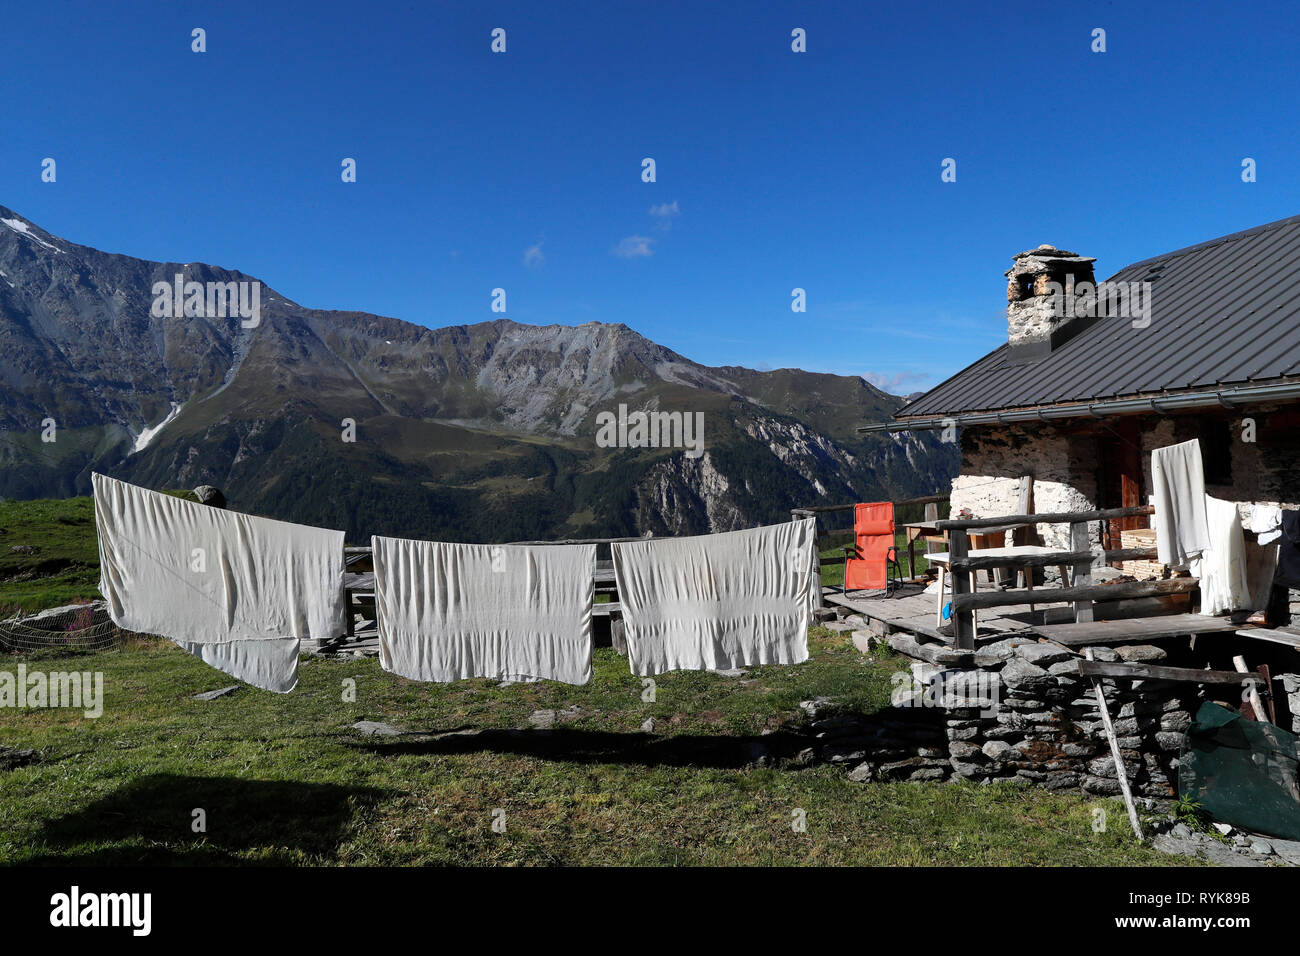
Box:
[927,545,1073,629]
[902,520,1025,582]
[900,520,946,580]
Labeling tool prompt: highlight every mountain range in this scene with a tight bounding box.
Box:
[0,204,957,543]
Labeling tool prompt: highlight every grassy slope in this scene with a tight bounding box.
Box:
[0,629,1181,866]
[0,496,102,612]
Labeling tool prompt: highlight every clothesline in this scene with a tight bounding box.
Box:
[92,474,819,694]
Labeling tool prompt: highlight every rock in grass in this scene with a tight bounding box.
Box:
[353,720,400,736]
[640,717,656,734]
[0,747,38,771]
[192,685,240,701]
[800,696,834,719]
[529,710,556,730]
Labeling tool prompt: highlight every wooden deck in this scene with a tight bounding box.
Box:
[825,584,1248,650]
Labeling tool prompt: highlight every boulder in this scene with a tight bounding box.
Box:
[193,485,227,508]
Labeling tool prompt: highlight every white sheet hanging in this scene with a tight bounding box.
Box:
[611,518,817,676]
[92,473,346,692]
[1249,504,1284,545]
[373,536,597,685]
[1192,495,1252,616]
[1151,439,1209,568]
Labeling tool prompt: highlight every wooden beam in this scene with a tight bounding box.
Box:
[1076,659,1266,685]
[1103,547,1160,562]
[1086,648,1143,842]
[949,530,975,651]
[1235,628,1300,649]
[950,549,1091,572]
[946,545,1160,573]
[1233,655,1272,724]
[886,632,974,666]
[1036,614,1235,646]
[952,577,1198,611]
[1070,521,1094,624]
[938,505,1153,533]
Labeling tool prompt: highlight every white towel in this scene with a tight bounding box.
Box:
[1151,439,1209,567]
[1250,504,1284,545]
[373,536,597,685]
[611,518,817,676]
[93,473,345,692]
[1193,495,1252,616]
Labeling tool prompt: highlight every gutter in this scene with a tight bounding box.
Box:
[858,379,1300,433]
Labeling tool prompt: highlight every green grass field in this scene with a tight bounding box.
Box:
[0,628,1182,866]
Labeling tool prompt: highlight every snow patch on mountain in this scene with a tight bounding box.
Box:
[131,402,183,453]
[2,218,64,254]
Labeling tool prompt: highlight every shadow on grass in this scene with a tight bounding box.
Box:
[26,774,389,865]
[352,726,819,769]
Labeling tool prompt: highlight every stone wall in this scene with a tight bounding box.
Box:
[949,423,1100,549]
[1139,411,1300,510]
[948,409,1300,550]
[812,634,1203,798]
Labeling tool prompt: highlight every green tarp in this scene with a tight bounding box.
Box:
[1180,700,1300,841]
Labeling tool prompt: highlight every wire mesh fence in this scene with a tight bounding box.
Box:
[0,603,120,653]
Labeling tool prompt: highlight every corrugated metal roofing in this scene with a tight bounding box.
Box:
[897,212,1300,419]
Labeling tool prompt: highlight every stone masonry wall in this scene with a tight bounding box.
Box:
[808,627,1300,800]
[949,423,1100,550]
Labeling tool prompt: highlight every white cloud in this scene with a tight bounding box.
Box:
[649,200,680,230]
[862,370,933,394]
[523,241,545,269]
[612,235,655,258]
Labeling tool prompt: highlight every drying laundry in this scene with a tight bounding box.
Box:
[92,473,346,692]
[372,536,597,685]
[1249,504,1284,545]
[1192,496,1252,616]
[611,518,817,676]
[1150,439,1209,567]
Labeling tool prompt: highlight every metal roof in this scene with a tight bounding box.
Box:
[896,212,1300,420]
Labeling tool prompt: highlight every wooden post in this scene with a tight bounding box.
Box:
[794,510,825,610]
[1233,655,1270,723]
[1070,521,1095,624]
[949,528,974,650]
[1086,648,1143,842]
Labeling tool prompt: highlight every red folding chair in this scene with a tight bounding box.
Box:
[842,502,902,596]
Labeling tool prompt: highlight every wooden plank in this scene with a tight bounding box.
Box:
[949,530,975,651]
[1070,521,1094,624]
[1236,628,1300,649]
[1076,659,1266,685]
[949,546,1157,569]
[1086,648,1143,842]
[950,549,1092,572]
[592,603,623,616]
[937,505,1152,532]
[886,632,974,666]
[952,577,1198,611]
[1035,614,1236,646]
[1233,655,1273,724]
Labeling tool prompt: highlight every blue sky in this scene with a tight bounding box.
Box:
[3,0,1299,393]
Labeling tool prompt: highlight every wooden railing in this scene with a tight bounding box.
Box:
[936,504,1174,650]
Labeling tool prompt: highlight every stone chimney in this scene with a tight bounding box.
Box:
[1005,245,1097,364]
